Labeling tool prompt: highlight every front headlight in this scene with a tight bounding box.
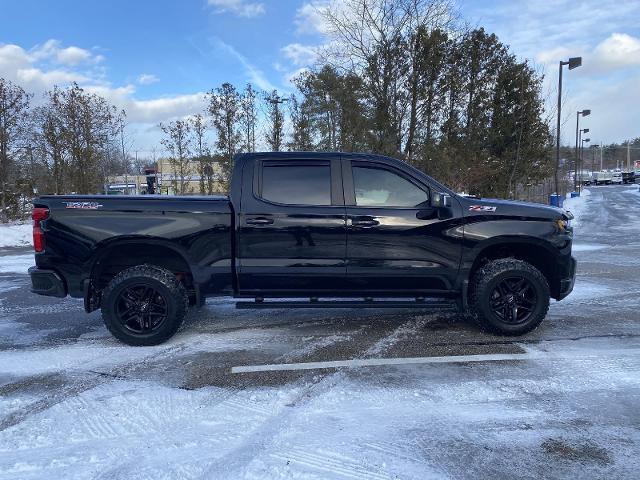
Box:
[555,218,571,232]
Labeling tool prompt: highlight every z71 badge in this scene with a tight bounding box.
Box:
[469,205,497,212]
[64,202,103,210]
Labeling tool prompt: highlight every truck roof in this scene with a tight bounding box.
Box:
[234,151,398,162]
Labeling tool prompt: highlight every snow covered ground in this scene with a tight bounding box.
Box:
[0,254,33,274]
[0,223,31,249]
[0,185,639,479]
[563,188,590,228]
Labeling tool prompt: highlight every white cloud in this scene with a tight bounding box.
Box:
[593,33,640,70]
[281,43,318,66]
[295,1,332,35]
[0,41,206,133]
[55,46,93,65]
[85,84,207,123]
[0,42,89,92]
[537,33,640,74]
[536,47,574,65]
[28,39,101,66]
[207,0,265,18]
[137,73,159,85]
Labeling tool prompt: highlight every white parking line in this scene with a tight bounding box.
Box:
[231,347,640,373]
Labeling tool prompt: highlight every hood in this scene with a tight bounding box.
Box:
[457,196,572,220]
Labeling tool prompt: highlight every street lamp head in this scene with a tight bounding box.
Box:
[568,57,582,70]
[581,109,591,116]
[582,128,590,133]
[583,138,591,143]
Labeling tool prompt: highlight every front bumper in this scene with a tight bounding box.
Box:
[557,256,577,300]
[28,267,67,298]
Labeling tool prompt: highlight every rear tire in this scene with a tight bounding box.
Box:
[470,258,549,335]
[101,265,188,346]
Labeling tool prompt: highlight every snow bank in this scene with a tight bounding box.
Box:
[0,254,34,274]
[563,188,591,229]
[0,222,32,248]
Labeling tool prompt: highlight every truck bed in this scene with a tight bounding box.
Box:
[33,194,233,298]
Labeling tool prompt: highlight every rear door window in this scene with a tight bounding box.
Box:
[260,162,332,206]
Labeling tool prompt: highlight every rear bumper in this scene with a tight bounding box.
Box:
[28,267,67,298]
[557,256,577,300]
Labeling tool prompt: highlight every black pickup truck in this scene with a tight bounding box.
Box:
[29,152,576,345]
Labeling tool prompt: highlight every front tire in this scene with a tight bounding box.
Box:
[101,265,188,346]
[470,258,550,335]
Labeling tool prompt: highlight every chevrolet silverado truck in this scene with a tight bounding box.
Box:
[29,152,576,345]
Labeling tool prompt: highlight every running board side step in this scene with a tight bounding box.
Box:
[236,300,458,310]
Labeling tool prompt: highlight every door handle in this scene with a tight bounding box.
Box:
[351,219,379,227]
[246,217,274,225]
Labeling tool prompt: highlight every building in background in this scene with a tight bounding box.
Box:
[105,158,226,195]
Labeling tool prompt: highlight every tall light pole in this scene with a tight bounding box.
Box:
[577,128,589,192]
[555,57,582,197]
[574,109,591,191]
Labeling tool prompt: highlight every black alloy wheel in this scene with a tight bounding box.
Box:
[470,258,550,335]
[489,276,537,325]
[101,265,189,346]
[115,283,169,334]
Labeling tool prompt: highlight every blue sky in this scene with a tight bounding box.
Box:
[1,0,639,153]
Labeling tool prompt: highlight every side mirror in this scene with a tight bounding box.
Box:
[416,207,437,220]
[432,192,452,209]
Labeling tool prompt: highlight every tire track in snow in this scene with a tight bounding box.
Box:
[270,447,391,480]
[0,343,189,433]
[197,316,440,478]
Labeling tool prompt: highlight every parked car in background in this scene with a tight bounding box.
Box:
[622,171,635,184]
[578,170,593,185]
[594,171,612,185]
[611,171,623,184]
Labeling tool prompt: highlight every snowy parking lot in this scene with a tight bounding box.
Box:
[1,186,639,479]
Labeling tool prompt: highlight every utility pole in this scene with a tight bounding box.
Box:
[120,120,128,195]
[627,141,631,171]
[555,57,582,197]
[600,143,603,170]
[264,91,288,152]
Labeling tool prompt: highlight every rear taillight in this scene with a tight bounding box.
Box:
[32,207,49,253]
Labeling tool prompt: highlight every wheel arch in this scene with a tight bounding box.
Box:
[467,237,561,300]
[89,237,196,301]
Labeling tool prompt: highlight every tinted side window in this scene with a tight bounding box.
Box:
[261,164,331,205]
[353,166,429,207]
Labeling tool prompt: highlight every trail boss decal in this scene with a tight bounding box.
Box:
[64,202,103,210]
[469,205,497,212]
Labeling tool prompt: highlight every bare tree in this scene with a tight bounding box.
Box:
[159,119,192,195]
[53,84,118,194]
[240,84,258,153]
[190,113,211,194]
[320,0,453,155]
[0,78,31,221]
